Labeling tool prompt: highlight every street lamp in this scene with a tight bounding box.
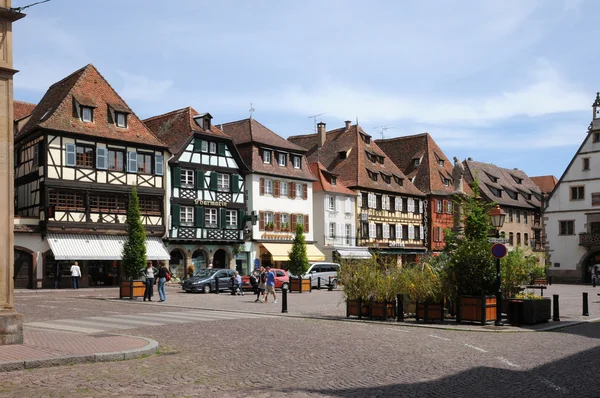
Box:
[490,205,506,326]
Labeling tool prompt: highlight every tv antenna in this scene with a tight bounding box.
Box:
[249,103,255,118]
[10,0,50,13]
[308,112,326,134]
[374,125,394,140]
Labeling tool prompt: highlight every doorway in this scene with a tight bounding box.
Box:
[213,249,227,268]
[585,252,600,283]
[14,249,33,289]
[192,250,207,273]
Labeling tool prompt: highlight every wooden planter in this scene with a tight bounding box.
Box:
[416,301,444,323]
[456,295,496,325]
[289,277,312,293]
[534,278,547,285]
[346,299,371,318]
[370,301,396,320]
[521,298,551,324]
[120,280,146,299]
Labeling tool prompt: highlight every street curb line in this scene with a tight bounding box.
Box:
[0,335,158,373]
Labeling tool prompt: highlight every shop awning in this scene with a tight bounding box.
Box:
[47,234,170,261]
[262,243,325,262]
[335,248,372,259]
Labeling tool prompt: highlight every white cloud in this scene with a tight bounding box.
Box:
[116,71,173,102]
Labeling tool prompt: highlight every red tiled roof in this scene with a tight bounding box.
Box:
[14,100,36,121]
[17,64,167,148]
[220,118,307,152]
[530,175,558,194]
[309,162,357,195]
[289,124,424,197]
[376,133,472,197]
[143,107,229,155]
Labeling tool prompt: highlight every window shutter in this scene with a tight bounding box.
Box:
[210,172,218,190]
[338,223,343,240]
[96,148,107,170]
[259,211,265,230]
[65,144,76,166]
[195,206,204,227]
[419,200,423,214]
[383,223,389,239]
[369,222,375,238]
[260,178,265,195]
[407,200,413,213]
[220,208,226,229]
[409,226,415,240]
[274,212,281,231]
[195,170,205,189]
[238,210,245,229]
[127,151,138,172]
[396,224,402,239]
[232,174,240,193]
[325,195,330,210]
[173,166,181,188]
[345,197,351,213]
[290,183,296,199]
[194,138,203,152]
[172,204,180,227]
[397,197,403,212]
[274,180,280,198]
[357,193,362,207]
[155,155,164,176]
[217,142,226,156]
[303,183,308,200]
[304,214,309,233]
[291,213,297,231]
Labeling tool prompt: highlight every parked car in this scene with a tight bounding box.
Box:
[303,262,340,288]
[241,269,290,291]
[182,269,235,293]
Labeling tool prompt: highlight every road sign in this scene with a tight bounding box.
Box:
[254,258,260,268]
[491,243,507,259]
[488,238,508,244]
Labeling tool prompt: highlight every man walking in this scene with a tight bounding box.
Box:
[70,261,81,289]
[264,265,277,304]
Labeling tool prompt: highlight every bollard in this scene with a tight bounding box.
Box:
[548,276,552,286]
[553,294,560,321]
[215,277,219,294]
[583,292,589,316]
[317,277,321,290]
[397,294,404,322]
[594,278,596,288]
[281,287,288,313]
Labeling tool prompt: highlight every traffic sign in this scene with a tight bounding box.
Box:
[488,238,508,244]
[491,243,507,259]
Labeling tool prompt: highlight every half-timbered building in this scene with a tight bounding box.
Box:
[144,107,249,277]
[13,64,170,289]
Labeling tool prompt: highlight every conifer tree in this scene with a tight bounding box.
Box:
[288,223,309,278]
[122,186,146,280]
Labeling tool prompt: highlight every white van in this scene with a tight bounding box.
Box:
[304,262,340,288]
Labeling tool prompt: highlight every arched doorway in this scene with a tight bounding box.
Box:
[192,250,207,272]
[169,249,185,279]
[213,249,227,268]
[14,249,33,289]
[584,252,600,283]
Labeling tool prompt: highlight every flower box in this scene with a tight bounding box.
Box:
[289,277,312,293]
[416,301,444,323]
[346,299,371,318]
[456,295,496,325]
[119,280,145,299]
[370,301,396,319]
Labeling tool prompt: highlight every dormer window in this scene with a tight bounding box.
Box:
[381,173,391,184]
[115,112,127,128]
[439,159,444,167]
[209,142,217,154]
[394,175,404,186]
[486,172,499,183]
[360,134,371,145]
[594,132,600,143]
[278,153,286,166]
[367,169,378,182]
[443,178,450,187]
[331,176,337,186]
[413,159,420,167]
[511,175,523,184]
[293,156,301,169]
[339,151,347,160]
[378,156,384,164]
[263,150,271,164]
[193,113,212,130]
[81,106,93,123]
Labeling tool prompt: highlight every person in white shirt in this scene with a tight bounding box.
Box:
[143,262,155,302]
[70,261,82,289]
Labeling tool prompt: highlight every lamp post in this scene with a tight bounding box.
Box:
[490,205,506,326]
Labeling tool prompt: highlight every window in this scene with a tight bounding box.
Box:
[516,210,521,223]
[571,186,585,201]
[583,158,590,171]
[209,142,217,154]
[226,210,237,229]
[413,159,420,167]
[436,200,442,213]
[362,222,369,238]
[594,132,600,143]
[523,211,528,224]
[389,224,396,240]
[88,193,127,213]
[48,191,84,210]
[329,223,336,238]
[438,159,444,167]
[201,140,208,152]
[181,206,194,226]
[345,197,352,213]
[345,224,352,245]
[264,212,274,227]
[435,227,442,242]
[559,220,575,235]
[376,195,382,210]
[263,150,271,164]
[443,178,450,186]
[376,223,383,239]
[76,146,94,168]
[362,192,368,208]
[181,169,194,188]
[280,182,288,197]
[81,106,93,122]
[205,208,218,227]
[138,196,161,215]
[402,198,408,213]
[217,174,230,191]
[414,225,421,240]
[265,180,273,195]
[327,195,335,211]
[367,169,378,181]
[413,199,420,214]
[389,196,396,212]
[278,153,286,166]
[137,153,152,174]
[447,201,453,213]
[509,209,513,223]
[108,149,124,171]
[509,232,514,245]
[524,233,529,246]
[331,176,337,186]
[516,232,521,245]
[296,183,303,199]
[33,142,41,167]
[381,173,391,184]
[402,225,409,241]
[293,156,301,169]
[296,214,304,226]
[115,112,127,127]
[281,213,289,229]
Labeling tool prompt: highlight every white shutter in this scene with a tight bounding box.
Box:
[383,223,389,238]
[65,144,76,166]
[127,151,137,172]
[368,193,373,208]
[408,199,414,213]
[418,225,422,240]
[419,200,423,214]
[155,155,164,176]
[369,222,376,238]
[96,148,107,170]
[396,224,402,240]
[357,192,362,208]
[338,223,344,242]
[409,225,415,240]
[383,196,388,210]
[397,197,403,212]
[345,197,351,213]
[325,195,330,211]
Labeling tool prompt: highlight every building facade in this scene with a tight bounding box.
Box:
[14,64,170,289]
[220,118,324,270]
[289,122,426,265]
[144,108,249,277]
[544,94,600,282]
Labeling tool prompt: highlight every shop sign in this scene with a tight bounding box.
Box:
[389,242,405,247]
[194,200,229,206]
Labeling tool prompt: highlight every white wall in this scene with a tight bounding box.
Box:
[313,191,356,248]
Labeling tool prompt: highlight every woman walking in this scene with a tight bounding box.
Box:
[157,263,168,302]
[143,262,155,302]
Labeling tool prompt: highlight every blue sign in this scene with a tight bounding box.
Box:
[491,243,507,259]
[254,258,260,268]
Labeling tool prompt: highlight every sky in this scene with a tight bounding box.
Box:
[12,0,598,179]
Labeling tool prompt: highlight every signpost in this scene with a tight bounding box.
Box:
[488,238,508,244]
[491,243,507,259]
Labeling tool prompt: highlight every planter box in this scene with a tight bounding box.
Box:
[370,301,396,320]
[518,298,551,325]
[534,278,547,285]
[416,301,444,323]
[120,280,145,299]
[346,299,370,318]
[456,295,496,325]
[290,277,312,293]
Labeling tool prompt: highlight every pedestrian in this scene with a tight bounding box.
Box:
[70,261,81,289]
[233,271,244,296]
[157,262,169,302]
[250,268,259,297]
[257,266,266,303]
[53,262,62,289]
[264,265,277,304]
[143,262,155,302]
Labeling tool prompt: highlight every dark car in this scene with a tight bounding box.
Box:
[181,269,236,293]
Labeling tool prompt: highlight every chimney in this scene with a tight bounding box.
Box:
[317,122,326,147]
[345,120,351,130]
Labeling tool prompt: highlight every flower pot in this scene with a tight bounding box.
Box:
[456,295,496,325]
[119,280,145,299]
[346,299,371,318]
[290,277,312,293]
[416,301,444,323]
[520,298,551,324]
[370,301,396,319]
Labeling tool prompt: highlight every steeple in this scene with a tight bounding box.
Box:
[593,92,600,120]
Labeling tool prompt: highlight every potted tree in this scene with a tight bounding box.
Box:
[402,262,445,323]
[288,224,311,293]
[371,266,401,319]
[120,187,146,299]
[340,258,376,318]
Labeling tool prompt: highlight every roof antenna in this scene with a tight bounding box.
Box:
[374,125,394,140]
[308,112,326,134]
[249,103,255,119]
[10,0,50,13]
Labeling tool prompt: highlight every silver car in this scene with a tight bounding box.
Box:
[304,262,340,288]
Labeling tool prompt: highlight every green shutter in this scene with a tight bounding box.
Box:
[195,206,204,227]
[195,170,205,189]
[217,142,226,156]
[194,138,203,152]
[173,167,181,188]
[232,174,240,193]
[172,204,180,227]
[220,208,227,229]
[238,210,245,229]
[210,172,218,190]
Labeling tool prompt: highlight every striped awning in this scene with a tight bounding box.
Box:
[335,248,372,259]
[261,243,325,262]
[46,234,170,261]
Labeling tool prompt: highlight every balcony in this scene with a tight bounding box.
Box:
[579,233,600,247]
[528,240,544,252]
[532,220,542,230]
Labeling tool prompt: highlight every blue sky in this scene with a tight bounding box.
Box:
[13,0,596,179]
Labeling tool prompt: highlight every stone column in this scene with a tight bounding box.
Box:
[0,2,24,345]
